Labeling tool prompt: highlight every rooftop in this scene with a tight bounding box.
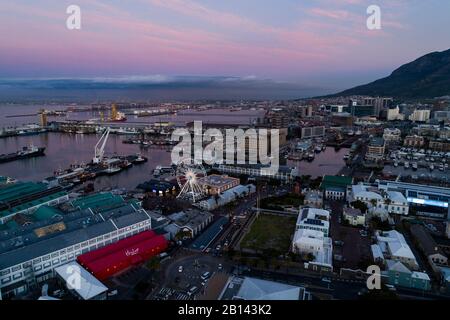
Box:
[221,276,309,300]
[0,203,151,270]
[54,262,108,300]
[199,174,239,188]
[320,175,353,190]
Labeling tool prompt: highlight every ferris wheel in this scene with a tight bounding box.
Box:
[176,160,207,203]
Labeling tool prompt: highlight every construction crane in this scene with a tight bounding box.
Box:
[93,127,110,164]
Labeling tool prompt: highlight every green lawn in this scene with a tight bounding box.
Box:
[240,214,296,255]
[260,193,304,210]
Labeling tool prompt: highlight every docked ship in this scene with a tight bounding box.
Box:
[0,145,46,163]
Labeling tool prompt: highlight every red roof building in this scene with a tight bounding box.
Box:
[77,230,168,280]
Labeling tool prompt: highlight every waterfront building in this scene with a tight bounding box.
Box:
[320,175,353,200]
[366,137,385,161]
[197,184,256,211]
[165,208,213,238]
[301,126,325,139]
[0,182,69,224]
[215,164,298,181]
[198,174,240,195]
[331,112,353,127]
[0,200,154,299]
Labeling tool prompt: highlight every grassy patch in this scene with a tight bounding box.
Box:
[240,214,296,255]
[260,193,304,210]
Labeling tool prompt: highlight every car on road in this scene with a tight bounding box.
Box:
[321,277,332,283]
[187,286,199,297]
[178,266,183,273]
[218,263,223,270]
[201,272,211,281]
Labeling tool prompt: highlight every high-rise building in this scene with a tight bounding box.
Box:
[39,110,47,127]
[409,110,431,122]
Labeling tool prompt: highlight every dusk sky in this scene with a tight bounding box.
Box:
[1,0,449,90]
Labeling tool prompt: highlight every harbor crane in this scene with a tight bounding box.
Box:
[93,127,110,164]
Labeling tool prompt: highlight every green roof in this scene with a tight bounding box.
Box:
[32,205,63,221]
[320,175,353,190]
[71,192,125,212]
[0,191,68,218]
[0,182,47,203]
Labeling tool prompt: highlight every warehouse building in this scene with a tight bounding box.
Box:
[0,201,153,299]
[0,182,69,224]
[165,209,213,239]
[198,174,240,195]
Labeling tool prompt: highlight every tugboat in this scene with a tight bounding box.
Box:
[0,144,46,163]
[132,154,148,164]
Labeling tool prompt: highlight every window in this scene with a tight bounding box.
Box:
[33,258,41,264]
[1,269,11,276]
[34,266,42,272]
[1,277,11,284]
[51,253,59,258]
[13,273,22,280]
[11,265,21,272]
[42,255,50,261]
[43,263,51,269]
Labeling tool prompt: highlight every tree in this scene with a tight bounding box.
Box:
[146,257,160,271]
[306,253,315,262]
[351,200,368,213]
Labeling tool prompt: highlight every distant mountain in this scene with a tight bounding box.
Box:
[333,48,450,99]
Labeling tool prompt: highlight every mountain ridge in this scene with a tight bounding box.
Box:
[331,48,450,99]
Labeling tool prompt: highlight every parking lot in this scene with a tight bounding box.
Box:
[328,201,372,270]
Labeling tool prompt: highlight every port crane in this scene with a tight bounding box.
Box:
[93,127,110,164]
